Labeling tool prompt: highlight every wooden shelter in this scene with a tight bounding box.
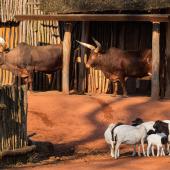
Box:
[1,0,170,99]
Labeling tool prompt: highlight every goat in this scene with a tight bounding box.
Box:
[104,122,123,157]
[132,118,155,132]
[153,120,170,155]
[146,130,168,157]
[132,118,170,132]
[112,124,147,159]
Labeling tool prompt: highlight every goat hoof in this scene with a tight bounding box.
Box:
[111,154,114,158]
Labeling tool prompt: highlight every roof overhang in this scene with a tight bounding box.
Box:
[15,14,170,22]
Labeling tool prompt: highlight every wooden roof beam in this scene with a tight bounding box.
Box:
[15,14,169,22]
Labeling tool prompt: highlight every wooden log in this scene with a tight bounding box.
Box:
[105,79,109,93]
[165,19,170,98]
[0,145,36,159]
[72,50,78,91]
[151,22,160,99]
[78,21,89,94]
[98,70,102,93]
[102,74,106,93]
[90,68,93,94]
[62,23,72,94]
[95,70,98,91]
[92,69,95,93]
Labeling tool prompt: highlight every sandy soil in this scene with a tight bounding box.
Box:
[11,157,170,170]
[7,91,170,170]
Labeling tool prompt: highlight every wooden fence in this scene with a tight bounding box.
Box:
[0,85,27,151]
[0,69,36,160]
[0,69,15,86]
[0,22,19,49]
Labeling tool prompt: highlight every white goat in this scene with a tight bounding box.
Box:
[104,123,116,157]
[112,125,147,159]
[104,123,123,157]
[147,133,167,157]
[137,121,155,132]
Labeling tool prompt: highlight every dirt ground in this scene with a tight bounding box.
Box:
[7,91,170,170]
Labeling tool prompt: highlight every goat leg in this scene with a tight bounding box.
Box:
[141,138,146,156]
[147,143,151,157]
[151,145,155,156]
[157,146,160,157]
[114,142,121,159]
[132,144,136,156]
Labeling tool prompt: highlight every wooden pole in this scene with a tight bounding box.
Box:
[78,21,89,94]
[165,20,170,98]
[151,22,160,99]
[62,23,72,94]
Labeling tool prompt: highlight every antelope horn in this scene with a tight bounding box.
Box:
[76,40,95,50]
[92,37,101,49]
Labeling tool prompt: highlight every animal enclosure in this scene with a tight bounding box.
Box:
[0,20,167,97]
[0,0,169,98]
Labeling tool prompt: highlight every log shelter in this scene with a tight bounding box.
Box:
[15,14,169,99]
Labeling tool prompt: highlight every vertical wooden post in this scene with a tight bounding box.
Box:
[62,23,72,94]
[78,21,89,94]
[165,20,170,98]
[151,22,160,99]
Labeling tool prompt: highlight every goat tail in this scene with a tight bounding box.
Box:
[112,133,117,144]
[111,122,123,142]
[111,128,115,141]
[111,134,117,149]
[114,134,117,143]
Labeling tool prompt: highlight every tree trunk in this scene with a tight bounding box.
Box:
[62,23,72,94]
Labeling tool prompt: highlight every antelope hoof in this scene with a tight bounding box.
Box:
[111,93,117,97]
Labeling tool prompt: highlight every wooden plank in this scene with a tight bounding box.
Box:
[151,22,160,99]
[15,14,169,22]
[62,23,72,94]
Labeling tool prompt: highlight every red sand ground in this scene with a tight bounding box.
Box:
[9,92,170,170]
